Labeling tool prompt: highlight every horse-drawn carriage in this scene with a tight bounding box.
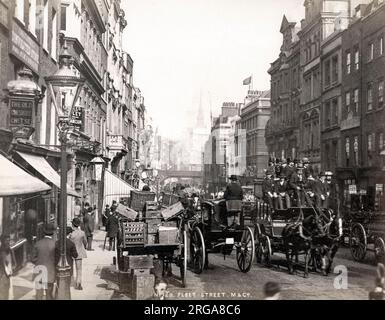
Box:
[115,190,188,287]
[253,200,342,277]
[343,194,385,264]
[187,198,255,273]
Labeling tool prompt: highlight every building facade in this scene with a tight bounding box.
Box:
[267,15,301,163]
[239,90,271,182]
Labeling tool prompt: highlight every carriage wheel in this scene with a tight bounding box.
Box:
[349,223,367,261]
[180,230,188,287]
[374,237,385,264]
[236,226,255,273]
[190,226,206,274]
[117,247,124,271]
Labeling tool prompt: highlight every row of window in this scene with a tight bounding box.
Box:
[14,0,57,59]
[346,37,384,75]
[345,132,385,167]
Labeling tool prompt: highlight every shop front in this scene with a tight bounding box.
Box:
[0,152,51,271]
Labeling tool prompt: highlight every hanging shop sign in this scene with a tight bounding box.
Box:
[9,99,35,139]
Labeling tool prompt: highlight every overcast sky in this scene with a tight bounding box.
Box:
[122,0,304,138]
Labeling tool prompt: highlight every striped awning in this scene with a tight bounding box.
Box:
[17,151,80,197]
[103,169,136,207]
[0,154,51,196]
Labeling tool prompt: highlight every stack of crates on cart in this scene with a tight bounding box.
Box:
[145,201,162,244]
[124,255,155,300]
[121,222,146,247]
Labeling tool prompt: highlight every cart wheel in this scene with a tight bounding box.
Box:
[349,223,367,261]
[180,230,188,287]
[374,237,385,264]
[117,247,124,271]
[190,226,206,274]
[236,226,255,273]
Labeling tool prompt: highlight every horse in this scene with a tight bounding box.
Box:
[281,208,325,278]
[309,208,342,276]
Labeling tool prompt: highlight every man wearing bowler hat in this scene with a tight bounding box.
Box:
[31,223,56,300]
[69,218,87,290]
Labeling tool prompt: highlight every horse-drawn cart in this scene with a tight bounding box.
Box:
[116,190,188,288]
[343,194,385,264]
[253,204,341,277]
[189,199,255,273]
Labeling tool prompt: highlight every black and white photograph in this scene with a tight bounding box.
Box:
[0,0,385,303]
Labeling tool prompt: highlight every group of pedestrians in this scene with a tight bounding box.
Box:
[30,218,88,299]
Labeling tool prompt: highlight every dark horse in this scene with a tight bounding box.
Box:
[281,208,324,278]
[309,208,342,276]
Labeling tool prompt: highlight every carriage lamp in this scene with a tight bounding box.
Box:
[44,43,85,300]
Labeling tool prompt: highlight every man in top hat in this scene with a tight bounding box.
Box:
[69,218,87,290]
[289,164,309,207]
[283,159,295,181]
[224,175,243,201]
[275,174,291,210]
[262,171,276,210]
[31,223,57,300]
[317,172,330,209]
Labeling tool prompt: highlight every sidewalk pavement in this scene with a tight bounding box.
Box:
[12,230,117,300]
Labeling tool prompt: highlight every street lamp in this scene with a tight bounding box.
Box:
[45,44,85,300]
[91,156,105,181]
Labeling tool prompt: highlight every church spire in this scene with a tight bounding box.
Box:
[196,90,205,128]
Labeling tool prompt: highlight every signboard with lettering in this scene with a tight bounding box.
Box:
[349,184,357,194]
[10,100,33,127]
[70,106,84,131]
[10,21,39,73]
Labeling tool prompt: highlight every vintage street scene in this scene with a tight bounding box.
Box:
[0,0,385,301]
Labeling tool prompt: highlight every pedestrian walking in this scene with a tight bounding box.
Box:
[106,211,119,251]
[69,218,87,290]
[263,281,281,300]
[55,227,78,280]
[83,206,95,251]
[0,234,13,300]
[102,204,111,227]
[31,223,56,300]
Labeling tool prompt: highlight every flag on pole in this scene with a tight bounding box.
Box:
[243,76,252,85]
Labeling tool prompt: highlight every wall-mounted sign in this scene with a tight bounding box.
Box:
[70,106,84,131]
[10,100,33,126]
[10,21,39,73]
[348,184,357,194]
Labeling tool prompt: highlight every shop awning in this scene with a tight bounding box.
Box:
[104,169,136,207]
[0,153,51,196]
[17,151,80,198]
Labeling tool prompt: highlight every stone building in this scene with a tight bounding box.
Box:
[239,90,271,183]
[266,15,301,162]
